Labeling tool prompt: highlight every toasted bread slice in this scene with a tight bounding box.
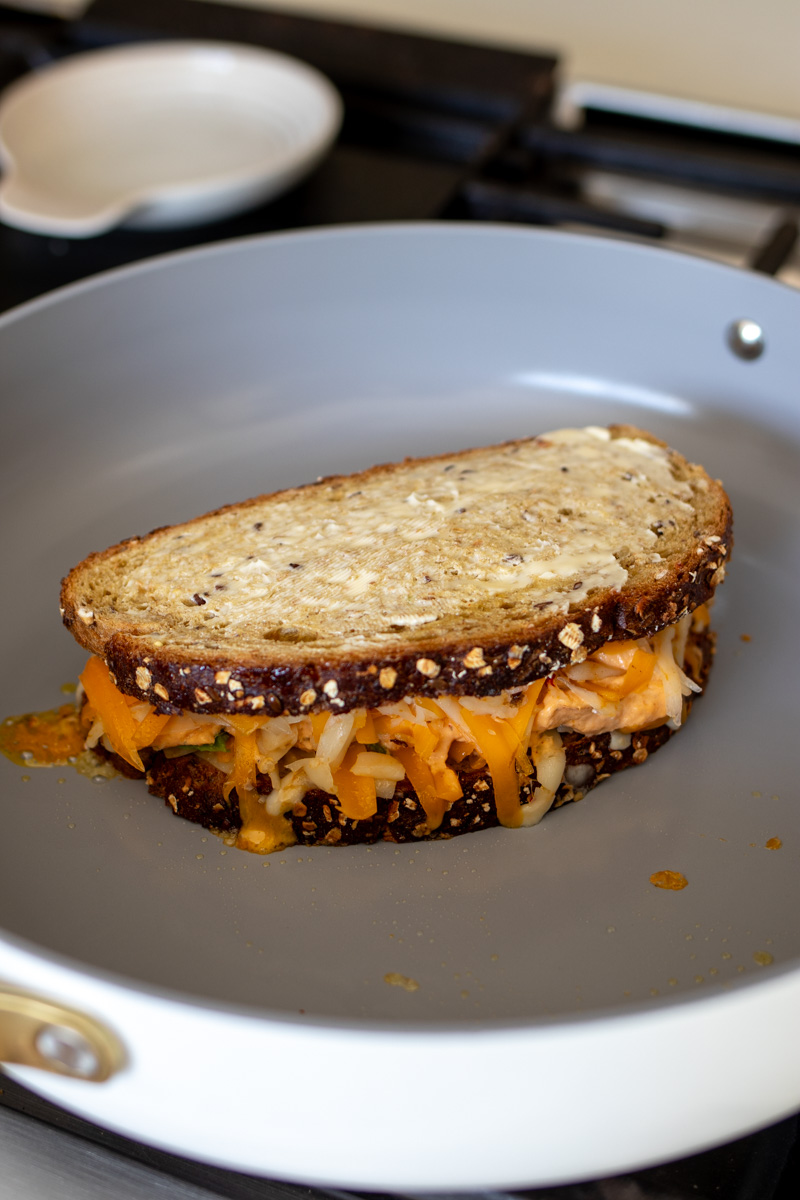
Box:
[61,425,731,716]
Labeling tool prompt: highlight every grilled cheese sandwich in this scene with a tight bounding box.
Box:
[62,426,730,852]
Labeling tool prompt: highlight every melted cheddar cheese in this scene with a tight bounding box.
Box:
[79,609,705,852]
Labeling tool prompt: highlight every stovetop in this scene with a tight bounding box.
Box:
[1,2,799,1197]
[0,0,559,312]
[1,0,799,317]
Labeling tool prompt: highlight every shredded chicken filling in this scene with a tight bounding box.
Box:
[79,608,707,852]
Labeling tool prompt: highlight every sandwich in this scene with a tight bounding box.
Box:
[60,425,731,854]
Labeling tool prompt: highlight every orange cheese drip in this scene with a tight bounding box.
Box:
[133,709,172,749]
[310,712,330,742]
[223,714,266,803]
[333,744,378,820]
[80,657,171,769]
[391,745,449,831]
[457,707,523,828]
[412,720,438,761]
[650,870,688,890]
[236,790,295,854]
[80,657,146,770]
[354,711,378,744]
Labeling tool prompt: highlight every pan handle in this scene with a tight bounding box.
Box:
[0,983,125,1083]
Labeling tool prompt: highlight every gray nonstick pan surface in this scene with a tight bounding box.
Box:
[0,225,798,1189]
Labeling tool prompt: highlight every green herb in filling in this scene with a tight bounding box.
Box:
[193,730,231,754]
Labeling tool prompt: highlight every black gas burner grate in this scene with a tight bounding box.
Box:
[0,0,558,312]
[1,0,797,315]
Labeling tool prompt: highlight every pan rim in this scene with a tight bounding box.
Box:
[1,218,798,335]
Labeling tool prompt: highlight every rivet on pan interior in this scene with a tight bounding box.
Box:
[727,318,765,361]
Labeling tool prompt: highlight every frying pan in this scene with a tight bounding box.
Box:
[1,225,799,1190]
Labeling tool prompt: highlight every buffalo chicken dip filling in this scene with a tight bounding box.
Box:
[78,607,708,853]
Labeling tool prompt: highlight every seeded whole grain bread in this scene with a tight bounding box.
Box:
[100,626,715,844]
[61,425,731,716]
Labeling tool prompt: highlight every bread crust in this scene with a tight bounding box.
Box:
[98,628,715,848]
[61,426,732,716]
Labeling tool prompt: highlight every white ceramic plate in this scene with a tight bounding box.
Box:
[0,226,799,1189]
[0,41,342,236]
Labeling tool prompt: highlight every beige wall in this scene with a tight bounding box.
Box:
[11,1,800,122]
[202,0,800,121]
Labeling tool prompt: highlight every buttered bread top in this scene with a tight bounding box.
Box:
[61,425,731,714]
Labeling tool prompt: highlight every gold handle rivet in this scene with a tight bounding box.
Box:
[35,1024,101,1078]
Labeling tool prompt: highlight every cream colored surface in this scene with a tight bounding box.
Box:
[208,0,800,123]
[12,2,799,128]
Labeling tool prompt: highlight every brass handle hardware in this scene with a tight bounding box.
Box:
[0,983,125,1082]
